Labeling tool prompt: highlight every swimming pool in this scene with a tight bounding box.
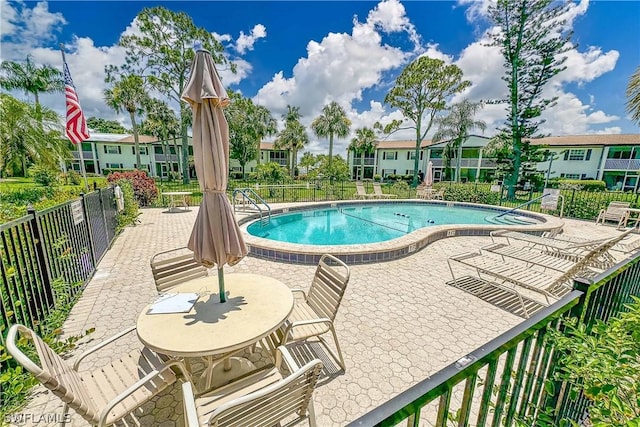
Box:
[246,203,542,245]
[240,200,563,265]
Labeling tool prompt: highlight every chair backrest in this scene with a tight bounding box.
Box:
[373,183,384,195]
[207,359,323,427]
[151,247,208,293]
[307,254,350,322]
[604,201,631,219]
[551,227,635,288]
[6,324,99,421]
[355,181,368,196]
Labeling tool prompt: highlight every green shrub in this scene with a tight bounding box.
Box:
[63,170,82,185]
[113,179,140,232]
[373,174,382,181]
[28,165,59,187]
[547,179,605,191]
[441,183,501,205]
[107,170,158,207]
[391,180,410,197]
[547,297,640,426]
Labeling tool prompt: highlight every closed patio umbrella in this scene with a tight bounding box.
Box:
[182,48,247,303]
[424,160,434,187]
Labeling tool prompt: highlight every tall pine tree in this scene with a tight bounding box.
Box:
[488,0,573,196]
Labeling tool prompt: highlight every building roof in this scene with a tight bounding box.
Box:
[530,134,640,146]
[87,133,158,144]
[375,135,491,150]
[376,140,432,149]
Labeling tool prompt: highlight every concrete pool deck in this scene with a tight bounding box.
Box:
[16,203,633,426]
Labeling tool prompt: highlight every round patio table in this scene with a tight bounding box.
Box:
[136,273,293,389]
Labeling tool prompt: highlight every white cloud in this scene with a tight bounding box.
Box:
[235,24,266,54]
[254,0,419,156]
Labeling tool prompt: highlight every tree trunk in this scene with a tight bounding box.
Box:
[180,103,190,184]
[412,128,421,187]
[328,134,334,171]
[455,138,463,182]
[130,111,141,170]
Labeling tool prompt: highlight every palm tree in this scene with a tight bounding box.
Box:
[275,105,308,176]
[0,56,64,118]
[0,94,69,177]
[626,65,640,124]
[275,120,309,177]
[432,100,486,182]
[348,127,377,180]
[104,75,149,169]
[311,101,351,173]
[141,98,180,179]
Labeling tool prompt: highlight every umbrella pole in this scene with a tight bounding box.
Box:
[218,267,226,303]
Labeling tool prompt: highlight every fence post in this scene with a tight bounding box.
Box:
[27,205,54,309]
[81,193,98,268]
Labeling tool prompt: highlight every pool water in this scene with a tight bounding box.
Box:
[246,203,538,245]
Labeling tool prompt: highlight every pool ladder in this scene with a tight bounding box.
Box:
[232,188,271,223]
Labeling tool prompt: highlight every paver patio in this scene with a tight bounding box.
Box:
[15,204,629,426]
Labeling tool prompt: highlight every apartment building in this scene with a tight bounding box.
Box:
[348,134,640,191]
[67,133,287,178]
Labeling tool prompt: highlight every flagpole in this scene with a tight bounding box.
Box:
[60,43,90,193]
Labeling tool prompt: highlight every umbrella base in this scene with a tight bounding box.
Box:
[199,356,256,391]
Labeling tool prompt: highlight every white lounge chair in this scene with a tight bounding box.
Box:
[449,228,634,317]
[354,182,375,200]
[372,182,397,199]
[7,324,190,427]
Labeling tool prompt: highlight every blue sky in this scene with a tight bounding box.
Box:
[1,0,638,157]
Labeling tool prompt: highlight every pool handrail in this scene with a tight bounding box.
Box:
[232,188,271,222]
[492,193,550,219]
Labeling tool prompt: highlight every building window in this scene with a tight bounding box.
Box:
[564,149,592,161]
[383,151,397,160]
[132,146,148,155]
[106,163,123,169]
[405,169,413,175]
[406,151,416,160]
[560,173,581,179]
[382,169,396,177]
[104,145,121,154]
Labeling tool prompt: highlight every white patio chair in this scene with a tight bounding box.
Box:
[182,346,323,427]
[6,324,190,427]
[595,201,631,227]
[150,247,208,294]
[280,254,350,370]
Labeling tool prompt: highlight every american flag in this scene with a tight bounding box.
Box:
[62,56,90,144]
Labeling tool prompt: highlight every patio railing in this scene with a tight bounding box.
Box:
[348,251,640,426]
[0,187,118,346]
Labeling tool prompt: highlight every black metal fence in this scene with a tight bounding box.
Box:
[152,179,639,222]
[348,251,640,427]
[0,187,118,346]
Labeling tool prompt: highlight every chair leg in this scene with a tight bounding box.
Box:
[307,399,317,427]
[325,326,346,371]
[59,403,69,426]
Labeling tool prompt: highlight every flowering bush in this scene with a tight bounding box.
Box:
[107,170,158,207]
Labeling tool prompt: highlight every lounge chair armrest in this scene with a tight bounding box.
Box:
[98,359,190,427]
[182,381,200,427]
[74,326,136,369]
[274,345,300,372]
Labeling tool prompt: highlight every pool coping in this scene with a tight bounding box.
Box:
[237,199,565,265]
